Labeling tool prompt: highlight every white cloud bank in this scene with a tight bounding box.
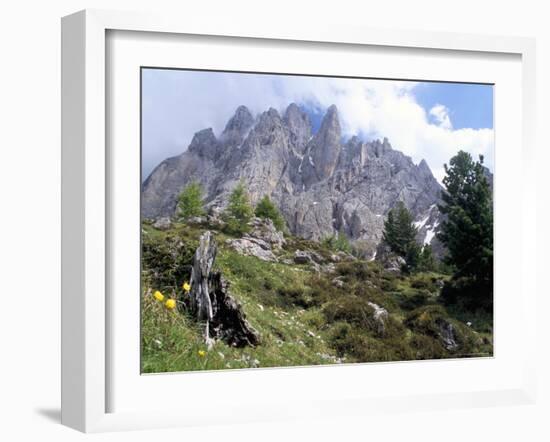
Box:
[142,71,494,183]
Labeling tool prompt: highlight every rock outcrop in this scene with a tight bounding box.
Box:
[375,242,406,272]
[224,217,285,262]
[142,103,447,257]
[225,237,278,262]
[368,302,389,336]
[152,216,171,230]
[247,217,285,250]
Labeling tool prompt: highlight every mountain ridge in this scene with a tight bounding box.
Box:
[142,103,446,258]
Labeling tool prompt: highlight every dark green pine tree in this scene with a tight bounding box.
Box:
[383,201,420,270]
[417,244,436,272]
[383,208,398,251]
[383,201,419,257]
[255,195,286,231]
[438,150,493,310]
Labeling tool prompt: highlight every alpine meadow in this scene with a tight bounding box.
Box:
[140,69,494,373]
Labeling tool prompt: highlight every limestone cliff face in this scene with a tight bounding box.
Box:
[142,104,446,258]
[300,104,342,187]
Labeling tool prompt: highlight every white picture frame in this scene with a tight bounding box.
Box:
[61,9,538,433]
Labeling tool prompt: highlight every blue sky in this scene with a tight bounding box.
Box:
[142,69,494,182]
[414,82,493,130]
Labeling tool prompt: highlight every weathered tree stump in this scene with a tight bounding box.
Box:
[186,231,260,348]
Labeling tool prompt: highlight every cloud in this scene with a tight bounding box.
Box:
[429,104,453,130]
[142,70,494,183]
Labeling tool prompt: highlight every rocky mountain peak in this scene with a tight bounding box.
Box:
[187,128,219,160]
[283,103,312,152]
[258,107,282,126]
[222,105,255,144]
[417,158,433,177]
[305,104,342,183]
[247,107,286,148]
[284,102,304,120]
[337,135,366,170]
[318,104,340,135]
[142,102,447,258]
[367,137,393,158]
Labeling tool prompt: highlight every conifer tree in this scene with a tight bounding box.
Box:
[225,181,254,234]
[176,181,205,221]
[383,201,419,266]
[417,244,436,272]
[255,195,286,231]
[438,150,493,310]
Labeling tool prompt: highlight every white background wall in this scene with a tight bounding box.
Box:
[0,1,547,441]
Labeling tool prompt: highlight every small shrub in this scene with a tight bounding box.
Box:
[328,322,365,357]
[328,322,412,362]
[404,305,449,336]
[301,309,325,329]
[367,261,383,275]
[305,275,337,306]
[397,289,431,310]
[141,230,197,291]
[322,230,352,254]
[336,261,371,280]
[410,276,437,291]
[323,297,376,330]
[405,305,480,355]
[380,275,399,292]
[358,335,415,362]
[408,333,447,360]
[380,279,398,292]
[353,284,400,313]
[378,315,407,339]
[276,286,311,308]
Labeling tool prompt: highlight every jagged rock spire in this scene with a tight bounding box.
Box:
[309,104,342,181]
[220,105,255,150]
[284,103,312,153]
[223,105,254,136]
[187,128,219,160]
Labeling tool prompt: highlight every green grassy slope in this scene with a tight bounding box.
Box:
[141,221,493,373]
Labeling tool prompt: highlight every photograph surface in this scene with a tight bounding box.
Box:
[140,68,494,373]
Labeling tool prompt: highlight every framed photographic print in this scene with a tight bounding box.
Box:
[139,67,495,373]
[61,9,538,432]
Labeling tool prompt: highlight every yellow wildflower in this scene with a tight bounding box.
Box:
[165,299,176,310]
[198,350,206,357]
[153,290,164,302]
[182,282,191,292]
